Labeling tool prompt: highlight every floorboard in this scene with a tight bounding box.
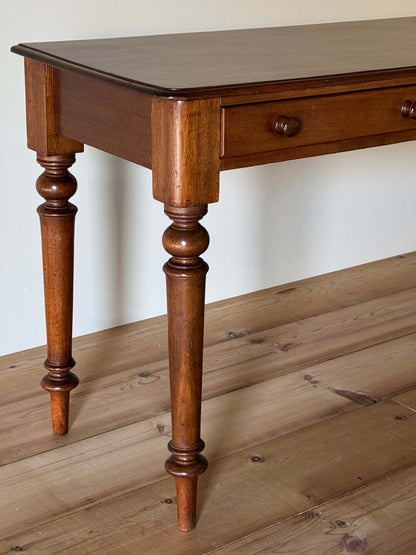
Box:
[2,287,416,465]
[211,463,416,554]
[1,252,416,553]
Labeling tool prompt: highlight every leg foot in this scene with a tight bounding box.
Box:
[165,440,208,531]
[41,370,79,435]
[175,477,199,532]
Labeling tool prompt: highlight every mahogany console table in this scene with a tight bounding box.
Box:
[12,17,416,531]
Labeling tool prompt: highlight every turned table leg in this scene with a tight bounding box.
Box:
[36,153,79,435]
[162,205,209,531]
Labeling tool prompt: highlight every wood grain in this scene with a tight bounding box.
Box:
[212,463,416,554]
[3,252,415,394]
[152,98,220,205]
[162,205,210,530]
[1,401,415,553]
[2,333,416,541]
[221,85,416,158]
[393,387,416,412]
[12,18,416,98]
[36,154,80,435]
[220,128,416,170]
[24,58,83,156]
[2,253,416,551]
[2,254,416,464]
[1,285,416,464]
[56,69,152,168]
[11,18,416,537]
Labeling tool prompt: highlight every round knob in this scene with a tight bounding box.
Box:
[401,99,416,119]
[274,115,302,137]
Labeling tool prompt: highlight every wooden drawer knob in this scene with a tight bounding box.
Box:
[274,115,302,137]
[401,100,416,119]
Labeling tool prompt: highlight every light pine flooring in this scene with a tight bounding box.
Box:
[2,253,416,554]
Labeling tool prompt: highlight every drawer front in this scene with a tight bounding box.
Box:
[221,86,416,158]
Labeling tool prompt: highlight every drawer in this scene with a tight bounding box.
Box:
[221,86,416,158]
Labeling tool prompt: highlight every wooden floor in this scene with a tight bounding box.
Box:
[2,253,416,554]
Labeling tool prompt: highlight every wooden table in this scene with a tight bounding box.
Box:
[12,17,416,532]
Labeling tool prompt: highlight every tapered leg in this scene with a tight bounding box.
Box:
[36,153,79,435]
[162,205,209,531]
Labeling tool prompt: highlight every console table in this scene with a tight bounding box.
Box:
[12,17,416,531]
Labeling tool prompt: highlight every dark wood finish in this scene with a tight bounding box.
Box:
[402,99,416,119]
[152,98,220,206]
[219,74,416,107]
[11,17,416,530]
[23,59,83,157]
[220,128,416,171]
[22,57,83,436]
[56,69,152,168]
[162,205,209,530]
[36,154,79,435]
[274,115,302,137]
[11,18,416,98]
[221,85,416,160]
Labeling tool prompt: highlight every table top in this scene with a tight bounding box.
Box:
[12,17,416,97]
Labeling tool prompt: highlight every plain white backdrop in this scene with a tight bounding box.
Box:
[2,1,416,355]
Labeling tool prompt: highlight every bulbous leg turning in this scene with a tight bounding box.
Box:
[36,154,79,435]
[162,205,209,531]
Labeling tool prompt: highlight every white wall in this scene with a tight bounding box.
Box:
[2,1,416,356]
